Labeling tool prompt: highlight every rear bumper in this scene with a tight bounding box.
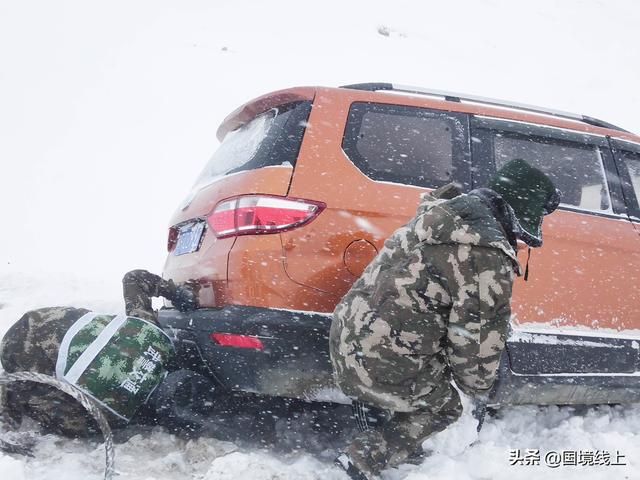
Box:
[159,307,640,406]
[158,306,343,401]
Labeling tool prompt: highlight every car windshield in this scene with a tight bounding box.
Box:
[192,101,312,190]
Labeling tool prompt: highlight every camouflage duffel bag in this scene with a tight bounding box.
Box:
[56,313,174,421]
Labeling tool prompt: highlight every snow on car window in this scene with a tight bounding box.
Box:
[187,101,312,198]
[193,109,276,189]
[494,135,612,213]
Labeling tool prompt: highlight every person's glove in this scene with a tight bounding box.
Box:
[171,282,199,312]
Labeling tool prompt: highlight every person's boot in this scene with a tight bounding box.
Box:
[335,429,387,480]
[335,452,373,480]
[403,446,433,465]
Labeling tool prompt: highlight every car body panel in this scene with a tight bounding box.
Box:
[510,210,640,330]
[227,234,341,311]
[281,90,471,299]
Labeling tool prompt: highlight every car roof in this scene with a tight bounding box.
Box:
[217,85,640,145]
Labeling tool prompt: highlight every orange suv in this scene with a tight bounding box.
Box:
[159,83,640,406]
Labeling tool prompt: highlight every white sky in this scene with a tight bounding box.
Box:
[1,0,638,276]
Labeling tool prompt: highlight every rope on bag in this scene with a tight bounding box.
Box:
[0,371,115,480]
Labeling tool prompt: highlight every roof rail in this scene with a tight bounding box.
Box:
[340,83,629,133]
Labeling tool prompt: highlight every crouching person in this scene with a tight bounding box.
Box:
[330,159,560,479]
[0,270,198,438]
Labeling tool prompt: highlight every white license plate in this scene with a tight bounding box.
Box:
[173,222,205,256]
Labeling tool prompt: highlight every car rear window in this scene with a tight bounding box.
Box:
[193,101,312,189]
[342,102,462,188]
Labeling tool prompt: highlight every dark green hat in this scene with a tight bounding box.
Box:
[488,159,560,247]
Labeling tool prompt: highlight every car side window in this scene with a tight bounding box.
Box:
[476,127,613,213]
[616,149,640,214]
[342,102,469,189]
[619,151,640,198]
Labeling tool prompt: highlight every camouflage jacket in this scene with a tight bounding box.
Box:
[329,186,521,411]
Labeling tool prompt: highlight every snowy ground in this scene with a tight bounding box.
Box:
[6,401,639,480]
[1,273,638,480]
[1,269,639,480]
[2,0,640,479]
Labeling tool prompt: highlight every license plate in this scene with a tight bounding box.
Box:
[173,222,205,256]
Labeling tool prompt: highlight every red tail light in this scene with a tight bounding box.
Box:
[207,195,325,238]
[210,333,265,351]
[167,226,179,252]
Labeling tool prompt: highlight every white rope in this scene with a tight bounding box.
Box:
[0,371,115,480]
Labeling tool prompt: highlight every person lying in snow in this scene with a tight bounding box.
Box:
[0,270,198,437]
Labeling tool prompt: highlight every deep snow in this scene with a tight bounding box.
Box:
[1,0,639,479]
